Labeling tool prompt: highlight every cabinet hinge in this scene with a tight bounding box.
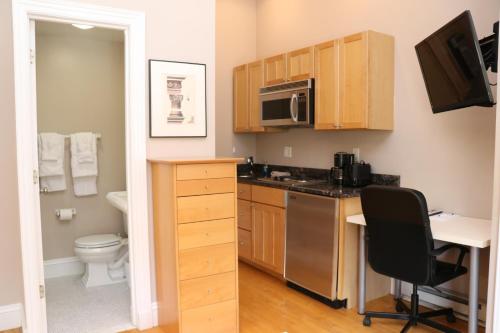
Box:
[33,169,39,185]
[39,284,45,299]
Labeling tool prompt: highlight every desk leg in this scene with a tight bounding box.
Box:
[468,247,480,333]
[358,225,366,315]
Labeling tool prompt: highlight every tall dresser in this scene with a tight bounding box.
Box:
[150,158,241,333]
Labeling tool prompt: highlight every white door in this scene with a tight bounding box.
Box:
[28,19,49,333]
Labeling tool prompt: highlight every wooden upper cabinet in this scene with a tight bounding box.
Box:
[248,60,265,132]
[287,46,314,81]
[314,40,339,130]
[233,64,249,132]
[338,31,394,130]
[263,54,287,86]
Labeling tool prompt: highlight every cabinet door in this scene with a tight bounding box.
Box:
[233,64,249,132]
[314,40,339,130]
[248,60,265,132]
[251,202,285,275]
[339,32,368,129]
[263,54,286,86]
[287,46,314,81]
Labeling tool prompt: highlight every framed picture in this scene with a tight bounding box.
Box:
[149,60,207,137]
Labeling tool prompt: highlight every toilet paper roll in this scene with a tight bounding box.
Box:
[57,208,74,221]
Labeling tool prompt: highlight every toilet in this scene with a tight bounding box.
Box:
[74,234,128,287]
[75,191,129,288]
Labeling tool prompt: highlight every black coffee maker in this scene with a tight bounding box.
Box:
[331,152,354,186]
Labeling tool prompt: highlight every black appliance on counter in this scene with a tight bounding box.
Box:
[331,152,371,187]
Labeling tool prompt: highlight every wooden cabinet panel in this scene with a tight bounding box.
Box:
[178,218,235,250]
[179,271,236,310]
[176,163,234,180]
[177,193,235,223]
[176,178,235,197]
[248,60,265,132]
[181,300,237,333]
[251,185,286,208]
[287,46,314,81]
[263,54,286,86]
[179,243,236,281]
[238,228,252,261]
[251,203,285,275]
[339,32,368,129]
[314,40,340,130]
[237,183,251,200]
[237,199,252,230]
[233,64,249,132]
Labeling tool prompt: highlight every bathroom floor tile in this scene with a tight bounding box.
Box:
[45,275,132,333]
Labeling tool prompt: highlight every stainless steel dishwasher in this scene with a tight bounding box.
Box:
[285,191,345,308]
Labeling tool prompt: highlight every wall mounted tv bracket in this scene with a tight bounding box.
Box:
[480,21,499,73]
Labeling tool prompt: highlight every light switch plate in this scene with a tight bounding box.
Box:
[283,146,293,158]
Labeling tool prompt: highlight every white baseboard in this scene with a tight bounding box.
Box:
[0,303,23,331]
[44,256,84,279]
[152,302,158,326]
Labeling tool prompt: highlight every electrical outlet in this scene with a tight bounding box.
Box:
[232,146,236,153]
[353,148,360,162]
[283,146,293,158]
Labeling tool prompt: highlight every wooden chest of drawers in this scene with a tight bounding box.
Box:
[150,158,240,333]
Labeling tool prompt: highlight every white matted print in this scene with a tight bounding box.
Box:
[149,60,207,137]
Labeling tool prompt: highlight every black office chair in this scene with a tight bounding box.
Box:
[360,185,469,333]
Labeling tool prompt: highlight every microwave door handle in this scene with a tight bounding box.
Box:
[290,93,299,122]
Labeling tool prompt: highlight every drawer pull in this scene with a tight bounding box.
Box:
[205,185,209,190]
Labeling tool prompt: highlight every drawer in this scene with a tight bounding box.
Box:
[179,271,236,310]
[251,185,286,207]
[181,300,237,333]
[238,228,252,261]
[179,243,236,280]
[177,163,234,180]
[178,218,235,250]
[237,183,251,200]
[176,178,235,197]
[237,199,252,230]
[177,193,235,223]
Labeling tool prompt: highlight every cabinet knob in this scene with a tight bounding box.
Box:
[205,232,210,237]
[207,288,212,294]
[205,185,209,190]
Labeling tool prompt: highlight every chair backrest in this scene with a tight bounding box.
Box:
[360,185,435,285]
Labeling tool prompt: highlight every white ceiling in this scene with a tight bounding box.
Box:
[36,21,124,42]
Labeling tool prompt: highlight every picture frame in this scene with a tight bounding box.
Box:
[149,59,207,138]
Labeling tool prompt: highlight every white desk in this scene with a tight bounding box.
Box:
[346,214,491,333]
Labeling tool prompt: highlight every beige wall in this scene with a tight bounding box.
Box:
[253,0,498,299]
[36,23,126,260]
[0,0,24,307]
[1,0,215,307]
[215,0,257,158]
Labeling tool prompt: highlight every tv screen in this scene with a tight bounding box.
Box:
[415,10,494,113]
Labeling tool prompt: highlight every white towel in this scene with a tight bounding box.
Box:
[38,133,66,192]
[70,132,98,196]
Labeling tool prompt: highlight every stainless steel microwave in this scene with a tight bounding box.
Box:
[260,79,314,127]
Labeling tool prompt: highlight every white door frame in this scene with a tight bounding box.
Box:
[11,1,152,332]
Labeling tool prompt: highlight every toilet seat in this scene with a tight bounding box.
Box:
[75,234,122,249]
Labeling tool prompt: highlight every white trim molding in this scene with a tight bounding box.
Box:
[43,257,84,279]
[11,1,151,332]
[0,303,23,331]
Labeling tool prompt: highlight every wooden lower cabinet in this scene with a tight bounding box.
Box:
[251,202,285,275]
[150,158,240,333]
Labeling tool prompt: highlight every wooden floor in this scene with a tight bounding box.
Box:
[4,262,482,333]
[124,262,480,333]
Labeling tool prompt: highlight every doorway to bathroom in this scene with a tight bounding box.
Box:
[35,21,132,332]
[12,1,152,332]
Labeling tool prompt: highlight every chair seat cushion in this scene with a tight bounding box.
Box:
[430,260,467,287]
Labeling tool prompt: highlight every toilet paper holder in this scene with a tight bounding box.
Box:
[55,208,77,217]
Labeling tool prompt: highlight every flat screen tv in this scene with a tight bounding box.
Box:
[415,10,495,113]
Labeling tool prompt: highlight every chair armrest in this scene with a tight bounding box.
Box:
[430,244,469,272]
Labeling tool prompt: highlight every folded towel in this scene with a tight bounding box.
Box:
[38,133,66,192]
[70,132,98,196]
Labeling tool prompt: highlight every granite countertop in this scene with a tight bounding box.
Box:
[237,163,400,199]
